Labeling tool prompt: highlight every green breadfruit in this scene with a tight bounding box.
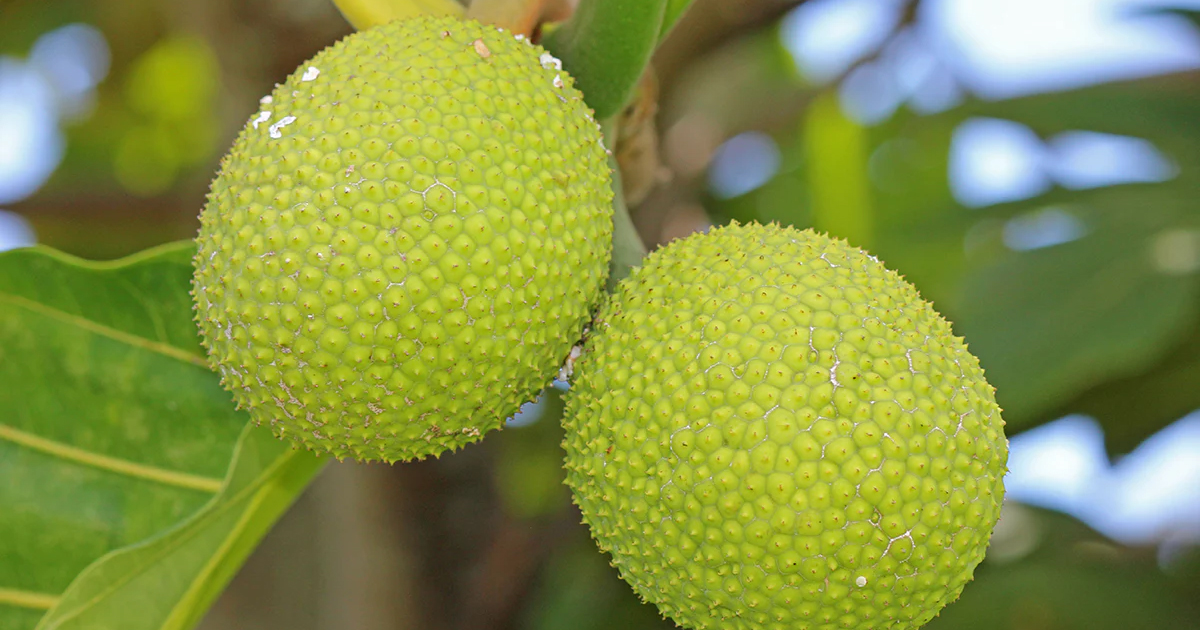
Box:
[563,222,1008,630]
[193,16,613,463]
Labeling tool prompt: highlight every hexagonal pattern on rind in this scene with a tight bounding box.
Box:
[193,16,613,462]
[563,222,1007,630]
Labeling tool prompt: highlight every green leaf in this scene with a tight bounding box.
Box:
[1051,316,1200,455]
[542,0,669,120]
[955,185,1200,427]
[0,243,325,630]
[331,0,463,30]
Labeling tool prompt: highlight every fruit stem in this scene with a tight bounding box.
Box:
[604,118,648,287]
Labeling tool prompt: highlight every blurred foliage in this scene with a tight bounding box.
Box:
[520,529,675,630]
[115,35,220,196]
[3,0,352,259]
[927,506,1200,629]
[495,391,572,521]
[2,0,1199,628]
[802,91,873,248]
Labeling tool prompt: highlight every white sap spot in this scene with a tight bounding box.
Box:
[260,94,273,105]
[268,115,297,139]
[301,66,320,82]
[539,52,562,70]
[252,110,271,129]
[855,576,867,587]
[553,74,564,88]
[515,34,526,41]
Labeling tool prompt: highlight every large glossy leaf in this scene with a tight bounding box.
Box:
[0,243,325,630]
[542,0,669,120]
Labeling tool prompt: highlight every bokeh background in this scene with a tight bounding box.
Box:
[3,0,1200,628]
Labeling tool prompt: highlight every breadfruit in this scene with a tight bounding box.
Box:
[193,16,613,462]
[563,222,1007,630]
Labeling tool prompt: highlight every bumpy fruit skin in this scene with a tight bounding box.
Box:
[193,16,613,462]
[563,223,1007,630]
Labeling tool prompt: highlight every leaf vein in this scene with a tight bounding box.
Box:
[0,587,60,611]
[0,292,208,368]
[0,423,223,493]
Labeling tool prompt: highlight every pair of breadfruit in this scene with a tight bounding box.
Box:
[193,15,1008,630]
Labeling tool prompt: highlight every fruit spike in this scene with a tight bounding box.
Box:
[562,222,1008,630]
[192,16,614,463]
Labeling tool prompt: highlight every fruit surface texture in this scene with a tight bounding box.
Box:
[563,223,1008,630]
[193,16,613,462]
